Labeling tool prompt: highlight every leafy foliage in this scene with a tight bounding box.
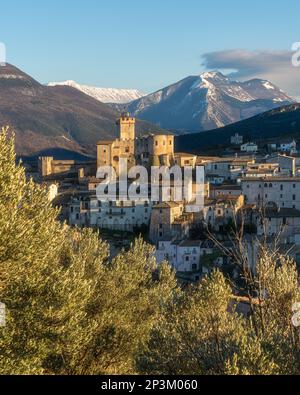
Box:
[0,128,299,375]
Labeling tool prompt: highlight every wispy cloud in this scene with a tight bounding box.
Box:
[202,49,300,100]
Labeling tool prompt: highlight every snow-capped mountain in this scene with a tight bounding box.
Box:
[48,80,144,104]
[117,72,295,131]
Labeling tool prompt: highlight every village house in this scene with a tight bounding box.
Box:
[243,163,281,178]
[231,133,243,145]
[209,184,242,199]
[241,177,300,210]
[149,202,192,245]
[173,152,198,168]
[255,207,300,241]
[205,157,253,181]
[69,194,152,232]
[202,195,245,232]
[265,153,296,176]
[278,140,297,154]
[240,142,258,153]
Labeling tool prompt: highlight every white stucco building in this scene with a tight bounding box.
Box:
[241,142,258,153]
[255,207,300,241]
[241,177,300,210]
[69,195,152,231]
[156,240,206,273]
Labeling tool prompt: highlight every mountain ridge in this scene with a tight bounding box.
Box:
[0,64,163,156]
[114,72,295,132]
[175,103,300,154]
[48,80,144,104]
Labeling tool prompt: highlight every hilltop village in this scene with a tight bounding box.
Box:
[33,114,300,282]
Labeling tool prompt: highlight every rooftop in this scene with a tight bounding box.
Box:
[264,208,300,218]
[153,201,182,209]
[97,140,114,146]
[210,184,242,190]
[179,240,202,247]
[242,177,300,182]
[205,194,241,205]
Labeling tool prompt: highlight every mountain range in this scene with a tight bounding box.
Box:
[0,64,298,157]
[113,72,295,131]
[48,80,144,104]
[0,64,161,156]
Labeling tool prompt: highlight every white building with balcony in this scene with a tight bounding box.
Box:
[69,195,152,231]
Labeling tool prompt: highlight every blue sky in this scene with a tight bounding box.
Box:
[1,0,300,95]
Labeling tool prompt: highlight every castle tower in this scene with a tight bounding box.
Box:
[117,112,135,141]
[38,157,53,177]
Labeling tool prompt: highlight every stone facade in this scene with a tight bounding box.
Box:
[97,113,175,172]
[241,178,300,210]
[149,202,191,244]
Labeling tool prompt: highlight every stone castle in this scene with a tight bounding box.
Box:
[39,113,176,179]
[97,113,175,171]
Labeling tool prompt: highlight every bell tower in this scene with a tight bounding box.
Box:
[117,112,135,141]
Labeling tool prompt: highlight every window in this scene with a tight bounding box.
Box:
[293,195,296,201]
[294,184,296,189]
[186,256,189,262]
[159,232,163,238]
[280,185,283,191]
